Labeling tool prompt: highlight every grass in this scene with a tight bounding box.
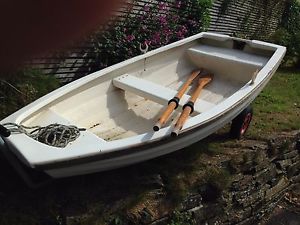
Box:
[248,68,300,137]
[0,68,60,120]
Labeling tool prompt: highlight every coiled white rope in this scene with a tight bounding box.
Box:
[2,123,85,148]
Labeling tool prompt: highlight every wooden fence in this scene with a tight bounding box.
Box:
[27,0,287,83]
[208,0,286,38]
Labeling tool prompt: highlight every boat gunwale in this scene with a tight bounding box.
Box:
[1,32,286,167]
[32,47,285,170]
[2,32,210,126]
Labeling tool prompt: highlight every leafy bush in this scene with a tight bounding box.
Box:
[92,0,212,68]
[0,68,60,119]
[271,0,300,67]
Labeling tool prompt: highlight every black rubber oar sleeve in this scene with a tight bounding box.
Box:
[168,97,180,109]
[182,101,194,114]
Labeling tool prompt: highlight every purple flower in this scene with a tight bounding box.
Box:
[179,25,188,34]
[176,31,184,39]
[163,28,171,35]
[188,19,197,27]
[126,34,135,42]
[151,32,161,45]
[158,15,167,25]
[176,26,188,39]
[143,5,150,12]
[128,50,133,56]
[171,15,179,22]
[144,40,151,46]
[159,2,167,10]
[141,25,147,31]
[175,1,182,8]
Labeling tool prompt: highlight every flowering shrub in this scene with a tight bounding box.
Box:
[92,0,212,68]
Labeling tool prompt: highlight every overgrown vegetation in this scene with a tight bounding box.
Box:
[167,210,196,225]
[270,0,300,68]
[0,68,60,120]
[91,0,212,68]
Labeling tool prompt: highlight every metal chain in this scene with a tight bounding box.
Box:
[2,123,85,148]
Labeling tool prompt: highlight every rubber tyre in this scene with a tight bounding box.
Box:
[230,106,253,139]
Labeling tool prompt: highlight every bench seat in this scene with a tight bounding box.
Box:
[113,74,215,113]
[187,45,269,68]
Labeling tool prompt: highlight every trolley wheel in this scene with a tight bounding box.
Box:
[230,106,253,139]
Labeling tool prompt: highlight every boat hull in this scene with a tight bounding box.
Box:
[0,32,286,180]
[43,66,276,178]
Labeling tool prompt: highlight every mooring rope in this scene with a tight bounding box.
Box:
[2,123,85,148]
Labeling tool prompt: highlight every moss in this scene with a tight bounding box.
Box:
[278,140,292,153]
[0,211,39,225]
[163,173,189,206]
[253,150,267,165]
[167,210,196,225]
[205,167,232,192]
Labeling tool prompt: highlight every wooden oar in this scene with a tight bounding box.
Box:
[171,73,213,137]
[153,69,202,131]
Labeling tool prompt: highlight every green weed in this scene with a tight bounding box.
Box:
[167,210,196,225]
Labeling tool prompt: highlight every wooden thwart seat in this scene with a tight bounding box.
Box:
[113,74,215,113]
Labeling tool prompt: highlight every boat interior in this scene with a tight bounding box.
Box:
[21,36,275,142]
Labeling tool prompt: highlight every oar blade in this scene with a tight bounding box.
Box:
[198,74,214,86]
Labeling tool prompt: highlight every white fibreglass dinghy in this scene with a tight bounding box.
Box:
[0,32,285,180]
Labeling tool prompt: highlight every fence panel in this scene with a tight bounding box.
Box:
[27,0,287,83]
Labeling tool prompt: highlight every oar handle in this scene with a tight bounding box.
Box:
[153,101,177,131]
[171,84,205,136]
[171,74,213,136]
[153,69,202,131]
[171,105,192,137]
